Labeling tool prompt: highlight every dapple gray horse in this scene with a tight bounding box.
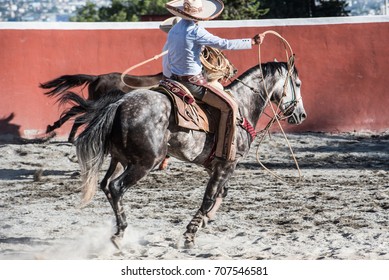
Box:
[65,59,306,248]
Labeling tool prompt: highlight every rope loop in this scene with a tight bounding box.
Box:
[254,30,303,183]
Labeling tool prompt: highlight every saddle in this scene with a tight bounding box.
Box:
[157,79,216,133]
[157,78,257,162]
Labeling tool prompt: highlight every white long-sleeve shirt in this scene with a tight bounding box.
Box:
[163,19,252,77]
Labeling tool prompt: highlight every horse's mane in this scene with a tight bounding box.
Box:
[229,61,298,88]
[262,61,298,76]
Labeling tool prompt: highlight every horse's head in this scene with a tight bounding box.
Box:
[269,58,307,125]
[201,46,237,82]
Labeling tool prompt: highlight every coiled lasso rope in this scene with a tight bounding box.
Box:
[254,30,303,183]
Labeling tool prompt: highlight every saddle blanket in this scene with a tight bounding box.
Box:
[157,79,215,133]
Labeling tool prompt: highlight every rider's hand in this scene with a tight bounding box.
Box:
[252,33,265,45]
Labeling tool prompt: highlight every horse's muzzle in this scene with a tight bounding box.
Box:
[288,111,307,125]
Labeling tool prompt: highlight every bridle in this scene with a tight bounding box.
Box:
[276,59,300,121]
[233,57,300,123]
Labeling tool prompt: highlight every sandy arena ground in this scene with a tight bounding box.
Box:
[0,132,388,260]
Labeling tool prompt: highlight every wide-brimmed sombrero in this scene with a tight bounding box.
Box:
[166,0,224,21]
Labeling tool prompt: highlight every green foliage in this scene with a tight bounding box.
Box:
[98,0,128,21]
[315,0,350,17]
[220,0,269,20]
[70,0,349,22]
[70,2,100,22]
[261,0,349,18]
[71,0,169,22]
[261,0,310,18]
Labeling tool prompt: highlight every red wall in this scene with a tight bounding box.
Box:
[1,18,388,139]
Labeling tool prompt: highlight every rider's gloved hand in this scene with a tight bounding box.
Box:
[252,33,265,45]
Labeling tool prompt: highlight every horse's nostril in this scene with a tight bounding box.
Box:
[300,112,307,120]
[233,69,238,74]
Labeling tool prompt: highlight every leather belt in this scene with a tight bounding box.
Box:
[171,73,206,85]
[171,74,189,81]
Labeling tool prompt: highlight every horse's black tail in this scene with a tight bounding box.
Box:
[40,74,98,97]
[57,90,92,113]
[73,89,126,205]
[45,92,93,135]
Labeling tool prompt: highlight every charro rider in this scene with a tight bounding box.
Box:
[164,0,264,161]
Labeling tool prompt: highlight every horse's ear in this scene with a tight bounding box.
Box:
[288,54,295,65]
[273,58,278,62]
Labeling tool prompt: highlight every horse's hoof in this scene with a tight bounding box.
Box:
[111,235,122,250]
[184,240,195,249]
[158,158,169,170]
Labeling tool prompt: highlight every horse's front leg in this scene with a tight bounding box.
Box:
[46,114,70,133]
[46,105,82,134]
[184,160,237,248]
[68,122,81,143]
[69,112,86,143]
[205,184,228,221]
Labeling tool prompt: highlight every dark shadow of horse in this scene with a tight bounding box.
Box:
[0,113,21,142]
[0,113,54,144]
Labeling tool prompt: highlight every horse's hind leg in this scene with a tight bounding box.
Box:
[100,158,124,208]
[184,160,236,248]
[108,162,154,248]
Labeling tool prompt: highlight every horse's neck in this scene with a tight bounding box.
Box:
[228,67,269,125]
